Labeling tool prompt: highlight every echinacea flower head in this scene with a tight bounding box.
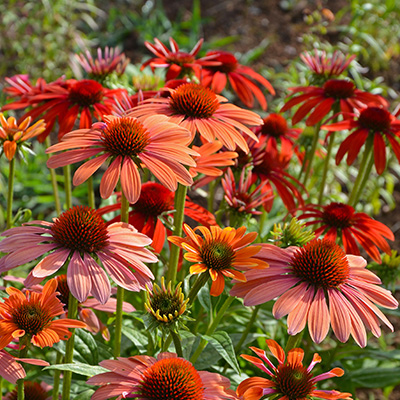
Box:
[0,279,86,350]
[74,46,130,80]
[168,224,268,296]
[141,37,220,81]
[300,49,356,82]
[271,217,315,248]
[0,206,157,304]
[297,202,394,263]
[46,114,197,204]
[370,250,400,288]
[200,50,275,110]
[322,106,400,174]
[231,239,398,347]
[87,352,237,400]
[238,339,352,400]
[281,79,387,126]
[129,82,263,152]
[97,183,216,253]
[5,381,51,400]
[0,114,45,160]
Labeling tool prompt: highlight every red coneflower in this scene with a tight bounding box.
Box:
[322,106,400,174]
[5,381,51,400]
[97,182,216,254]
[297,202,394,263]
[231,239,398,347]
[46,114,197,204]
[0,279,86,350]
[0,113,46,160]
[281,79,387,126]
[141,37,220,81]
[87,352,237,399]
[168,224,268,296]
[0,206,157,304]
[238,339,352,400]
[200,50,275,110]
[129,82,263,152]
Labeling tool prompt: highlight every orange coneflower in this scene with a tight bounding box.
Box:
[238,339,352,400]
[168,224,268,296]
[231,239,398,347]
[0,279,86,350]
[129,82,263,152]
[46,114,197,204]
[87,352,237,399]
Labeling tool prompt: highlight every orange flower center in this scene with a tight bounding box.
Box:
[102,117,150,157]
[7,382,49,400]
[290,239,350,288]
[68,79,104,107]
[55,275,70,311]
[274,364,315,400]
[323,79,355,99]
[137,357,204,400]
[358,107,391,132]
[51,206,109,254]
[261,114,288,138]
[12,303,52,336]
[169,83,219,119]
[134,183,174,217]
[166,51,195,66]
[200,241,235,271]
[322,202,354,229]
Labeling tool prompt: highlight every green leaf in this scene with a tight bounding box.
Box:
[74,389,96,400]
[44,363,108,377]
[178,330,198,360]
[197,284,212,312]
[348,367,400,388]
[121,325,148,353]
[201,331,240,374]
[74,328,98,365]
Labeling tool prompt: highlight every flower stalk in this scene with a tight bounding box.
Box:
[6,157,15,229]
[63,165,72,210]
[45,136,61,215]
[302,121,322,188]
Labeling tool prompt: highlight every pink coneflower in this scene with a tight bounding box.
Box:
[141,37,220,80]
[129,82,263,152]
[297,202,394,263]
[230,239,398,347]
[0,206,157,304]
[87,352,237,399]
[222,168,271,215]
[238,339,352,400]
[46,114,197,204]
[200,50,275,110]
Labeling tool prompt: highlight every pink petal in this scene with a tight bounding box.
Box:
[273,282,308,319]
[308,288,330,344]
[328,289,351,343]
[287,287,315,335]
[67,251,92,303]
[73,153,109,186]
[32,249,70,278]
[120,157,141,204]
[100,156,122,199]
[84,253,111,305]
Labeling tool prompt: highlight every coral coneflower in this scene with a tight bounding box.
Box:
[297,202,394,263]
[129,82,263,152]
[0,279,86,350]
[5,381,51,400]
[0,349,49,384]
[141,37,220,81]
[200,50,275,110]
[322,106,400,174]
[0,114,45,160]
[281,79,387,126]
[168,224,268,296]
[87,352,237,399]
[97,183,216,254]
[231,239,398,347]
[46,114,197,204]
[0,206,157,304]
[238,339,352,400]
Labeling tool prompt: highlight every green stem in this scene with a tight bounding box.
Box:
[17,342,29,400]
[63,165,72,210]
[45,136,61,215]
[87,176,95,209]
[170,330,183,357]
[191,306,204,335]
[257,209,267,243]
[114,192,129,358]
[190,296,235,364]
[348,135,374,206]
[317,131,336,204]
[168,184,188,284]
[285,330,304,352]
[0,376,2,400]
[351,145,375,206]
[207,179,217,212]
[188,273,210,306]
[234,305,260,353]
[302,122,322,188]
[61,294,78,400]
[52,351,63,400]
[6,157,15,229]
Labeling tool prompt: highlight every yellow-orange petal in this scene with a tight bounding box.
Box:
[190,264,208,274]
[4,140,17,160]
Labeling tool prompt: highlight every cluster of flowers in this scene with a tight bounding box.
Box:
[0,36,399,400]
